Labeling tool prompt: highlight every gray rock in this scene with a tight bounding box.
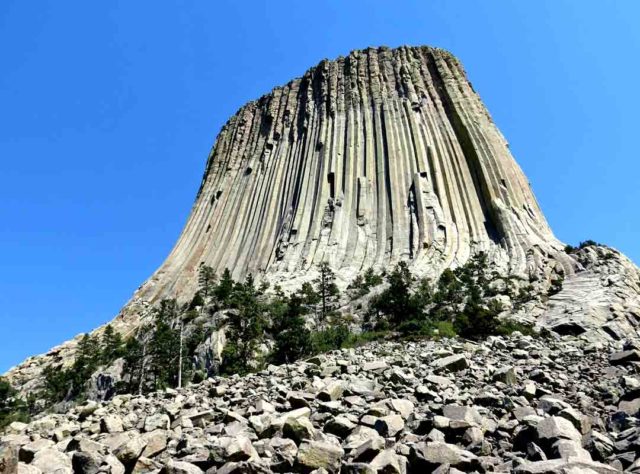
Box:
[493,366,517,385]
[409,442,478,470]
[144,413,170,432]
[389,399,414,419]
[100,415,124,434]
[141,430,168,458]
[324,416,356,438]
[352,436,385,463]
[71,451,104,474]
[283,416,316,444]
[17,463,42,474]
[32,448,72,474]
[225,436,258,462]
[536,416,583,444]
[609,350,640,365]
[0,444,18,474]
[369,450,407,474]
[374,414,404,437]
[113,436,146,469]
[513,459,619,473]
[432,354,469,372]
[442,405,484,426]
[19,439,54,463]
[160,460,204,474]
[296,440,344,473]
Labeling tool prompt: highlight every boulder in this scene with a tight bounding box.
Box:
[160,460,204,474]
[374,414,405,437]
[296,440,344,473]
[0,445,18,474]
[113,436,147,469]
[493,366,517,385]
[19,439,54,463]
[432,354,469,372]
[32,448,72,474]
[100,415,124,434]
[409,442,478,470]
[144,413,170,432]
[370,450,407,474]
[536,416,583,445]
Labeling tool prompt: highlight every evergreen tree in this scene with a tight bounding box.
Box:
[270,294,312,364]
[69,333,101,398]
[0,377,29,429]
[455,298,502,340]
[101,324,124,364]
[371,262,420,325]
[121,337,144,394]
[149,299,181,390]
[433,269,464,307]
[198,264,217,298]
[215,268,235,307]
[42,365,71,403]
[348,268,384,297]
[220,274,265,375]
[299,281,320,316]
[313,262,340,327]
[188,291,204,311]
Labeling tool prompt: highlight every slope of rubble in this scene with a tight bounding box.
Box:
[4,333,640,473]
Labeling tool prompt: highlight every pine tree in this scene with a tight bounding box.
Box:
[0,377,28,429]
[215,268,235,307]
[188,291,204,311]
[299,281,320,321]
[70,333,101,397]
[101,324,124,364]
[149,299,181,390]
[121,336,144,393]
[271,294,312,364]
[220,274,265,375]
[43,364,71,403]
[313,262,340,327]
[198,264,216,298]
[371,262,420,325]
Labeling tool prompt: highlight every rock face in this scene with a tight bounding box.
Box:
[145,45,563,295]
[4,45,640,396]
[5,334,640,472]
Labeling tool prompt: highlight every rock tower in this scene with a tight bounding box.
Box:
[139,45,565,304]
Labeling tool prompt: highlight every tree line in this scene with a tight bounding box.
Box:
[1,253,539,422]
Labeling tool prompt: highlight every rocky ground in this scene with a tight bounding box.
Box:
[3,333,640,473]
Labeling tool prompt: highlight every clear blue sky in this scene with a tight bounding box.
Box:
[1,1,638,373]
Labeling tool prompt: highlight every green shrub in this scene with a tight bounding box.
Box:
[566,240,603,254]
[191,370,206,385]
[398,319,427,335]
[432,321,457,339]
[348,268,384,297]
[0,377,30,429]
[344,330,389,348]
[370,262,425,325]
[311,324,352,353]
[454,300,502,341]
[496,320,536,336]
[548,276,564,296]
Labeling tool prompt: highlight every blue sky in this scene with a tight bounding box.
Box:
[1,1,638,373]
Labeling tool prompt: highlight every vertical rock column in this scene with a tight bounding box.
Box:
[133,45,562,303]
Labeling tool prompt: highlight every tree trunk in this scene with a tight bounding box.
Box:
[138,342,147,396]
[178,321,183,389]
